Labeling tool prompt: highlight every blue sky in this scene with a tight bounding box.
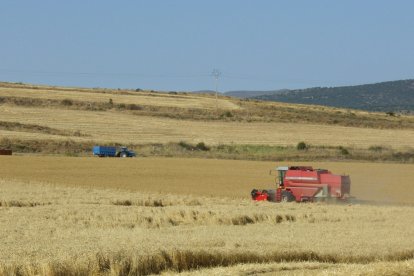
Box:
[1,0,413,91]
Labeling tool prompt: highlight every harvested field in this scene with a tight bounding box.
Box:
[1,82,414,275]
[1,105,413,149]
[173,260,414,276]
[0,179,413,275]
[0,86,240,110]
[1,156,414,203]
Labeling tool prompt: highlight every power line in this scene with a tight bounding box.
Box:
[211,69,221,112]
[0,69,211,79]
[0,68,334,87]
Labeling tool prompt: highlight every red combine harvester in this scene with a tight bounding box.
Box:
[251,166,351,202]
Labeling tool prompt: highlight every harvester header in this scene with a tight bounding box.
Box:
[252,166,351,202]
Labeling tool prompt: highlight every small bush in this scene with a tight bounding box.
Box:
[222,111,233,118]
[117,103,126,109]
[275,215,283,223]
[61,99,73,106]
[296,142,308,150]
[135,88,142,92]
[178,141,210,151]
[369,145,384,152]
[195,142,210,151]
[392,151,414,162]
[339,146,349,155]
[127,104,143,111]
[113,200,132,206]
[109,98,113,105]
[386,111,395,117]
[178,141,194,151]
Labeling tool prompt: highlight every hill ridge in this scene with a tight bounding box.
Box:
[253,79,414,113]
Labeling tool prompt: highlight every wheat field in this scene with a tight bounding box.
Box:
[0,86,240,110]
[1,156,414,204]
[1,82,414,275]
[1,82,413,152]
[0,178,413,275]
[1,105,413,149]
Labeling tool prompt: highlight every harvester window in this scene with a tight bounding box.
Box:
[278,170,285,186]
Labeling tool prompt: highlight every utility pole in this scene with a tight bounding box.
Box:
[211,69,221,112]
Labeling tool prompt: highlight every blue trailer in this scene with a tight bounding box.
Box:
[93,146,136,157]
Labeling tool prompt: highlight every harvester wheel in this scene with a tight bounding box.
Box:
[281,191,295,202]
[120,152,127,158]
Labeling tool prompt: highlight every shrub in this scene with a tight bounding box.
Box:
[109,98,113,105]
[127,104,143,110]
[296,142,308,150]
[369,145,384,152]
[135,88,142,92]
[195,142,210,151]
[339,146,349,155]
[113,200,132,206]
[61,99,73,106]
[222,111,233,118]
[178,141,194,151]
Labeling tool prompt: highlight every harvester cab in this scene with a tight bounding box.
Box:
[276,166,288,187]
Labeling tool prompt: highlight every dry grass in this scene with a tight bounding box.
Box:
[1,105,413,149]
[1,82,413,130]
[1,156,414,204]
[0,85,240,110]
[0,121,86,137]
[1,138,413,163]
[172,260,414,275]
[0,179,413,275]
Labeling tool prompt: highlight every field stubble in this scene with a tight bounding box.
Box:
[0,105,413,150]
[1,156,413,203]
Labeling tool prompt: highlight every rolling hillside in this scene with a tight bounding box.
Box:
[254,79,414,112]
[224,89,288,98]
[0,81,413,161]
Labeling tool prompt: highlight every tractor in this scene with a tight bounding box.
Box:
[93,146,136,158]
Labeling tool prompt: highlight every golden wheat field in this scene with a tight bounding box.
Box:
[1,105,414,149]
[1,156,414,203]
[1,82,413,151]
[0,174,414,276]
[0,85,240,110]
[1,82,414,275]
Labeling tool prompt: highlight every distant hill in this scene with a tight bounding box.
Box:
[190,89,288,98]
[254,79,414,112]
[191,90,216,94]
[224,89,288,98]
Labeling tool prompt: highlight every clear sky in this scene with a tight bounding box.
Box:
[1,0,413,92]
